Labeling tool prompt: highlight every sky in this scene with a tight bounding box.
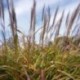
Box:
[0,0,80,42]
[14,0,80,34]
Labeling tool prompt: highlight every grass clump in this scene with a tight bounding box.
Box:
[0,0,80,80]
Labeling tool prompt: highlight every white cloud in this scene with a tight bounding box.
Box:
[3,0,80,41]
[15,0,33,16]
[49,1,79,37]
[14,0,62,16]
[13,0,61,36]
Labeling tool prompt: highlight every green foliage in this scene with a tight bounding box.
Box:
[0,0,80,80]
